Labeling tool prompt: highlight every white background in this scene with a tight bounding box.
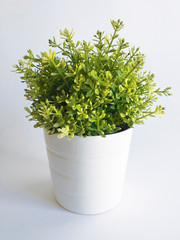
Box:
[0,0,180,239]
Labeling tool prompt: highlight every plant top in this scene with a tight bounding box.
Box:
[13,19,171,138]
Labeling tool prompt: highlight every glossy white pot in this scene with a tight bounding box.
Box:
[44,128,133,215]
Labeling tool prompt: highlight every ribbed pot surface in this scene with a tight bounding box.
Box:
[44,128,133,214]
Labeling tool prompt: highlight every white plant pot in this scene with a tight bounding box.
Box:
[44,128,133,215]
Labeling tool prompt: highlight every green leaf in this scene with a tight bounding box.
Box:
[51,72,59,76]
[54,123,61,127]
[24,107,31,114]
[95,88,99,95]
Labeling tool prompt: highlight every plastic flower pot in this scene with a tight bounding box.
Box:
[44,128,133,215]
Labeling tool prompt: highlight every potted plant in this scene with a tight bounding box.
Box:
[13,19,171,214]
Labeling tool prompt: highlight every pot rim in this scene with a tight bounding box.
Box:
[44,127,133,140]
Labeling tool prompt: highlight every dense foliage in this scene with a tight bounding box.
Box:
[13,19,171,138]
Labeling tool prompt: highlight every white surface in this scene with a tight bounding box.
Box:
[44,129,132,214]
[0,0,180,239]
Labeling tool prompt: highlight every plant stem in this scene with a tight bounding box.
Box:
[51,59,68,86]
[124,48,139,67]
[121,61,141,83]
[106,29,117,54]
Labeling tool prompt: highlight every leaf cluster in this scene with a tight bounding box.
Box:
[13,19,171,138]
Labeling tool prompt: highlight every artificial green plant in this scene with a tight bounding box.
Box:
[13,19,171,138]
